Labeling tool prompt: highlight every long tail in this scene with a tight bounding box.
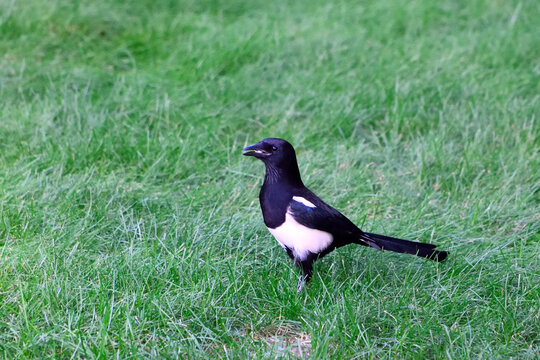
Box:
[362,232,448,262]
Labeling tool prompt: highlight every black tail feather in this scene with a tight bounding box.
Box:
[362,232,448,262]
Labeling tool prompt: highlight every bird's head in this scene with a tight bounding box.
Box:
[243,138,302,185]
[242,138,296,165]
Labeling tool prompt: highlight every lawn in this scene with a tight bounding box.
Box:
[0,0,538,358]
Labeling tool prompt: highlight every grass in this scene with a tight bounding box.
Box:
[0,0,539,358]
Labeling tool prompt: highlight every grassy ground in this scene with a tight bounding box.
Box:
[1,0,539,358]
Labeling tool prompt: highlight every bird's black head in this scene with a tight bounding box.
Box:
[243,138,303,185]
[242,138,295,164]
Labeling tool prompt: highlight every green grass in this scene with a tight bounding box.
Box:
[1,0,539,358]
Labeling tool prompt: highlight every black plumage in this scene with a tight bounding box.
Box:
[243,138,448,291]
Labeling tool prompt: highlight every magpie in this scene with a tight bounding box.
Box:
[243,138,448,292]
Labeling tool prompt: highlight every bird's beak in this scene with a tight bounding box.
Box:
[242,142,269,158]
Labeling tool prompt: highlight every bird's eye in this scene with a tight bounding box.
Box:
[272,146,278,151]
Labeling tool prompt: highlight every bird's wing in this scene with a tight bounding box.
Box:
[287,195,364,242]
[288,191,383,250]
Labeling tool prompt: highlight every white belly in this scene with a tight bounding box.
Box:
[268,212,333,261]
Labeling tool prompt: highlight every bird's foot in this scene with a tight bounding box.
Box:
[297,276,305,293]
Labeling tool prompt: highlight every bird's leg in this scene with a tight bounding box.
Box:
[284,246,295,261]
[296,259,313,293]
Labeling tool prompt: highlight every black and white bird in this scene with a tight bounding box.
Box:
[243,138,448,292]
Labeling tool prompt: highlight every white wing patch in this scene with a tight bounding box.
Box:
[292,196,316,208]
[268,212,332,261]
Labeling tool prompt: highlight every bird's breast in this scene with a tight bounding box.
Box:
[267,211,333,261]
